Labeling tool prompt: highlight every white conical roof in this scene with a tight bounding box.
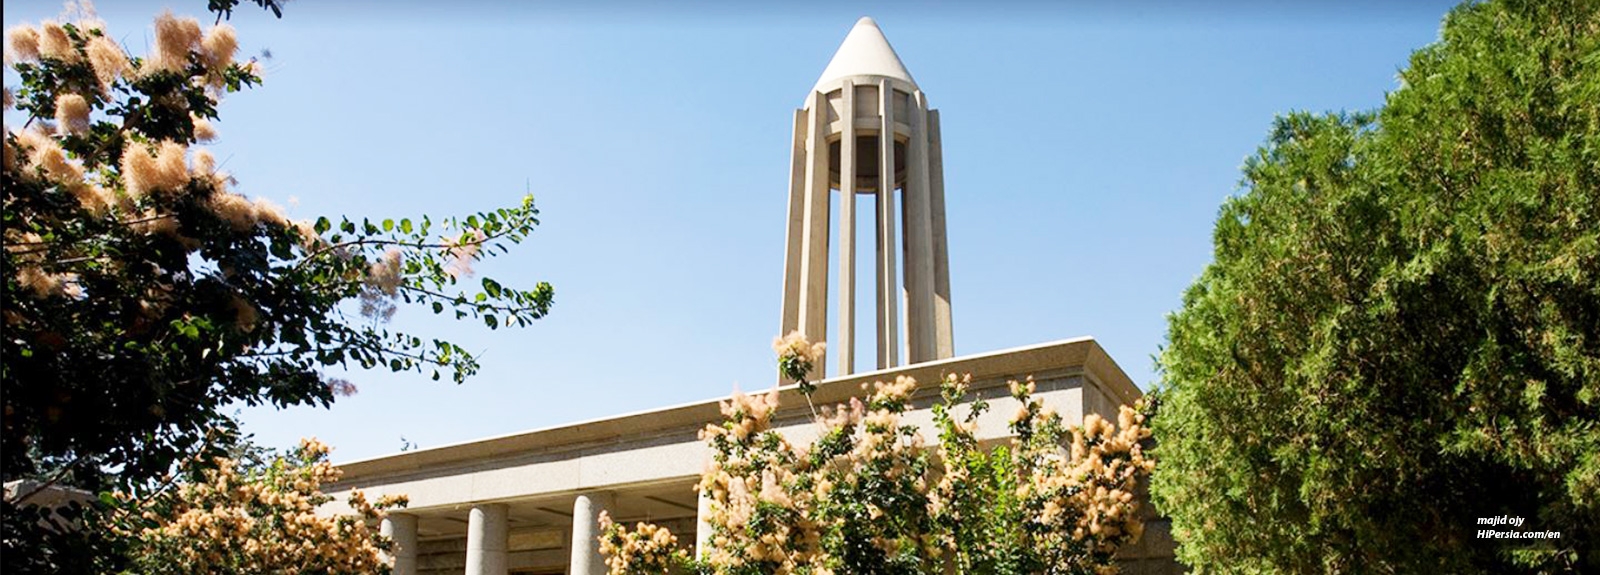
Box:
[812,17,917,93]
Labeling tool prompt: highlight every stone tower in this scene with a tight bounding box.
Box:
[780,17,954,379]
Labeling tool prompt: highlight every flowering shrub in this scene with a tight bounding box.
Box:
[933,378,1155,575]
[695,385,821,573]
[600,336,1155,574]
[112,438,408,575]
[599,511,685,575]
[774,330,826,395]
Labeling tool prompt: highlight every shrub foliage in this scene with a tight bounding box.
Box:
[1151,0,1599,571]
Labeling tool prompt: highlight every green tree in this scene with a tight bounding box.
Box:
[1150,0,1599,572]
[2,4,551,572]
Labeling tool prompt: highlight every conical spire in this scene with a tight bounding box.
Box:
[812,17,917,93]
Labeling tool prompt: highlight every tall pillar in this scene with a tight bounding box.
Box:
[927,109,954,358]
[876,78,901,369]
[837,79,858,376]
[570,492,615,575]
[380,513,418,575]
[779,109,808,347]
[904,89,937,364]
[797,89,831,380]
[465,504,508,575]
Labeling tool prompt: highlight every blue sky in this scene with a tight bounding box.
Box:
[7,1,1461,462]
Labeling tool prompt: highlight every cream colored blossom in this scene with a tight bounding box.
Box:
[149,11,201,74]
[14,127,55,159]
[54,93,90,134]
[33,142,81,183]
[209,192,256,230]
[773,330,826,365]
[199,23,237,70]
[153,140,188,188]
[85,35,128,88]
[16,127,86,186]
[442,228,485,279]
[38,21,77,62]
[252,197,287,228]
[6,26,41,62]
[120,140,190,197]
[191,114,217,142]
[191,148,216,176]
[871,375,917,403]
[18,267,66,297]
[119,142,157,197]
[67,183,112,215]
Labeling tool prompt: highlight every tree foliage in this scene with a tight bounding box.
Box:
[1151,0,1599,572]
[2,2,551,493]
[2,4,550,572]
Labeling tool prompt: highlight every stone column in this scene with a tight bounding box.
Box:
[380,512,419,575]
[570,492,615,575]
[927,109,954,359]
[465,503,508,575]
[695,489,713,558]
[875,79,900,369]
[779,108,808,348]
[798,89,832,379]
[903,90,937,364]
[837,79,858,376]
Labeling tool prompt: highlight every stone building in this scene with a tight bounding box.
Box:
[323,17,1178,575]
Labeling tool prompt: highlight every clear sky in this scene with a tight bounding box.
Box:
[7,0,1462,462]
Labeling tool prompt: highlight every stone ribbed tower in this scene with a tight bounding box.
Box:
[780,17,953,379]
